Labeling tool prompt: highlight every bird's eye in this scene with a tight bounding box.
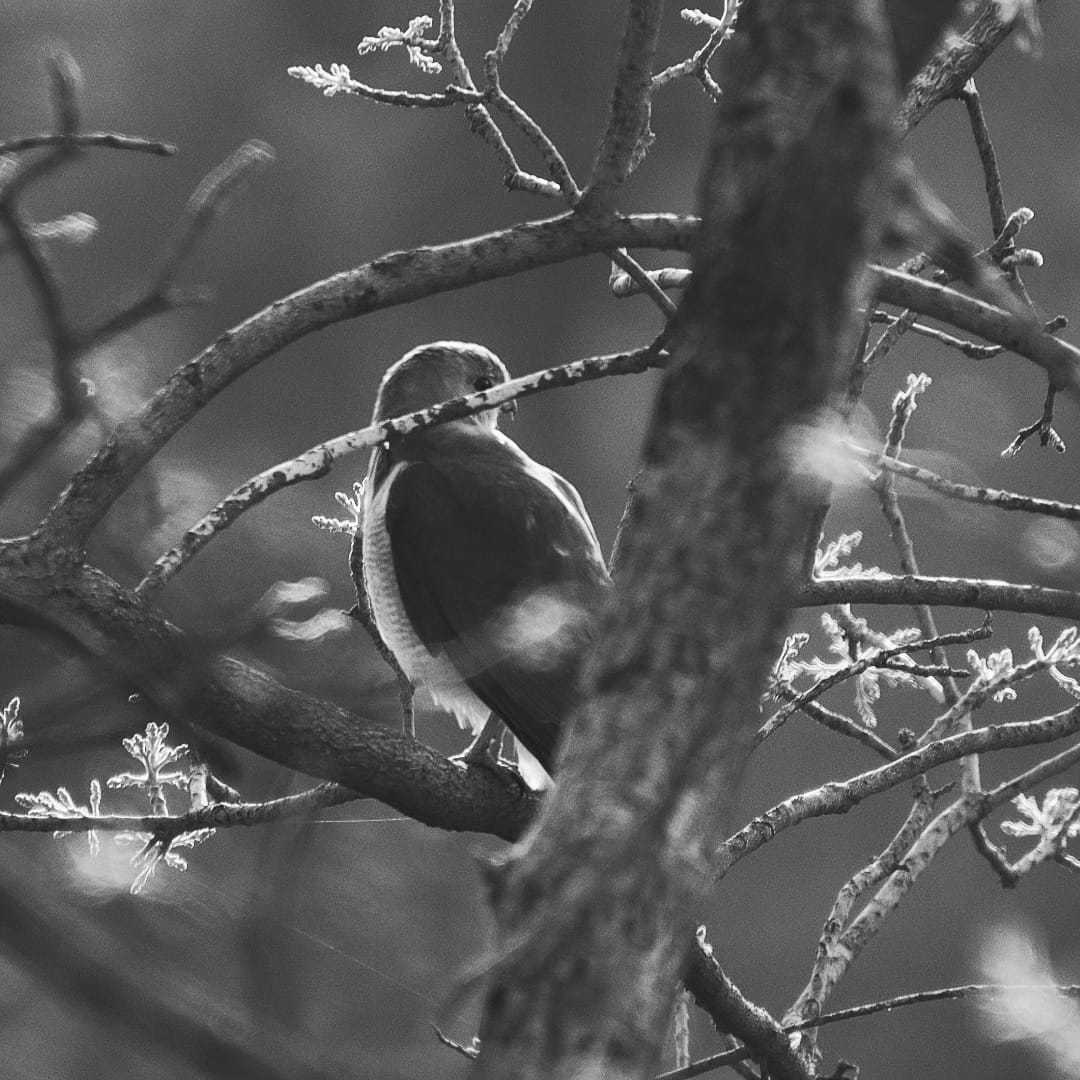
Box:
[473,375,494,391]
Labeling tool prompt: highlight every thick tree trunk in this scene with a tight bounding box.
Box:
[474,3,903,1077]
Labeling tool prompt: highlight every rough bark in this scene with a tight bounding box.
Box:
[0,536,539,840]
[473,3,902,1078]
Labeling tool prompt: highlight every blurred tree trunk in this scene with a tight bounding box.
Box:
[474,2,939,1077]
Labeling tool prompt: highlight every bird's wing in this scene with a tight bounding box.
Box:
[383,435,610,770]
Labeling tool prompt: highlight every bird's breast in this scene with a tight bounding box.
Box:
[361,464,489,735]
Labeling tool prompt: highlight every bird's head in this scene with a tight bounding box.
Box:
[373,341,516,429]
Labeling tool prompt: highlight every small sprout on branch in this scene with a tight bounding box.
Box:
[1,695,26,782]
[108,721,189,815]
[288,62,366,98]
[966,647,1019,702]
[1029,626,1080,700]
[1001,788,1080,846]
[15,778,102,854]
[813,531,885,580]
[358,16,442,74]
[313,482,365,536]
[116,826,213,895]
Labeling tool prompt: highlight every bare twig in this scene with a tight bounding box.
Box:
[817,739,1080,990]
[801,573,1080,622]
[871,378,968,776]
[784,778,939,1058]
[764,685,900,760]
[0,131,176,156]
[1002,383,1065,457]
[873,267,1080,403]
[760,620,987,749]
[869,309,1002,358]
[433,1026,481,1061]
[959,79,1006,237]
[0,54,87,500]
[849,441,1080,519]
[652,4,741,100]
[610,265,691,298]
[800,982,1080,1032]
[0,779,359,836]
[669,983,1080,1080]
[716,705,1080,878]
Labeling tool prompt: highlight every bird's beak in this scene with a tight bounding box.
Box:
[499,398,518,421]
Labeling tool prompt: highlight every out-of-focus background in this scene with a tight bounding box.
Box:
[2,4,1080,1078]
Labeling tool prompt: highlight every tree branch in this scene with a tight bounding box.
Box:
[581,0,665,211]
[717,707,1080,878]
[35,210,693,550]
[898,2,1023,133]
[801,574,1080,622]
[0,546,540,841]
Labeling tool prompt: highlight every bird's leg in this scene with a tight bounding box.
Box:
[450,712,531,794]
[456,710,507,768]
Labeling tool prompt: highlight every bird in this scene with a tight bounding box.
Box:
[356,341,611,787]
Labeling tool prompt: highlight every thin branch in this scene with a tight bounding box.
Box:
[75,141,274,352]
[491,0,535,63]
[683,937,813,1080]
[1002,383,1065,457]
[822,738,1080,984]
[959,78,1006,237]
[899,3,1023,133]
[869,309,1002,358]
[801,573,1080,622]
[0,55,87,500]
[149,140,275,298]
[483,56,579,202]
[0,131,176,155]
[3,48,86,199]
[610,265,691,298]
[715,706,1080,878]
[800,982,1080,1032]
[873,267,1080,402]
[35,211,693,550]
[609,261,1080,402]
[608,248,679,316]
[668,984,1080,1080]
[581,0,665,211]
[287,64,472,107]
[849,442,1080,520]
[433,1026,481,1061]
[862,307,917,375]
[871,378,968,771]
[0,779,358,836]
[136,346,666,597]
[783,778,939,1057]
[652,4,741,99]
[766,684,900,760]
[760,621,988,749]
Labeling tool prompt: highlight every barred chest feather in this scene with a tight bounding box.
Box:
[361,462,490,736]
